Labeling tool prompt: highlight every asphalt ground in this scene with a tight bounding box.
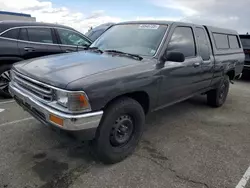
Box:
[0,80,250,188]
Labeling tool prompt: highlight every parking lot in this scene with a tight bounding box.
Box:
[0,79,250,188]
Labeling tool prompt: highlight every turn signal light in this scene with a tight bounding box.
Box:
[49,114,63,126]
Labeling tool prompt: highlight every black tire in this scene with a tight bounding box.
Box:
[242,70,250,80]
[0,64,13,98]
[207,75,230,107]
[92,97,145,164]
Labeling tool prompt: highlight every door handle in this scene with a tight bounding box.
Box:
[193,62,200,67]
[24,47,35,52]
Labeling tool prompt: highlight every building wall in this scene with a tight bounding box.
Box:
[0,14,36,22]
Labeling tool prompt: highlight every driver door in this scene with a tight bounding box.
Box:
[158,25,203,107]
[55,28,92,53]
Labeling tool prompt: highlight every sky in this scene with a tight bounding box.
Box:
[0,0,249,34]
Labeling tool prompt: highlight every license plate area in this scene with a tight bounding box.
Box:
[14,95,26,108]
[14,95,46,122]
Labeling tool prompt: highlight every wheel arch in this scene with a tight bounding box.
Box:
[226,69,235,80]
[103,91,150,115]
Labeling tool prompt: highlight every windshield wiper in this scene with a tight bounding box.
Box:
[104,50,143,61]
[86,47,103,53]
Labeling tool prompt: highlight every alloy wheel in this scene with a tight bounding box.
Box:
[0,70,11,95]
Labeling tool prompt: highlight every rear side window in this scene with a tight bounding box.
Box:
[88,30,104,41]
[167,26,196,58]
[195,28,210,60]
[213,33,229,49]
[19,28,29,41]
[27,28,54,44]
[1,28,19,39]
[228,35,240,49]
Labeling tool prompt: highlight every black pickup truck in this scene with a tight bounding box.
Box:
[239,34,250,76]
[9,21,244,164]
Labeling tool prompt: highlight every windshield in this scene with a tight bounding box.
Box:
[240,37,250,48]
[90,24,168,56]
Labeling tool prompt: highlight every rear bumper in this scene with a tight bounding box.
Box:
[243,64,250,71]
[9,82,103,140]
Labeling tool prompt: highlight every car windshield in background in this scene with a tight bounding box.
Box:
[240,36,250,48]
[90,24,168,56]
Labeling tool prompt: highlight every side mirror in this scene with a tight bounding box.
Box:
[161,51,185,63]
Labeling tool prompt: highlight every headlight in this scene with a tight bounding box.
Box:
[56,90,68,107]
[56,90,91,112]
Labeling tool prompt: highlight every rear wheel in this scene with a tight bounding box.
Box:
[207,75,230,107]
[92,97,145,164]
[0,64,12,98]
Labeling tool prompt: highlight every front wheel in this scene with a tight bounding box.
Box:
[207,75,230,107]
[92,97,145,164]
[0,64,12,98]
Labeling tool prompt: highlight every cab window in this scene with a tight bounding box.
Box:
[195,27,210,60]
[167,26,196,58]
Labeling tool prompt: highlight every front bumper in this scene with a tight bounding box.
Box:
[9,82,103,140]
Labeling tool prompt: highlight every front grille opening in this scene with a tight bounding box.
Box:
[18,76,51,92]
[13,72,53,102]
[18,82,52,101]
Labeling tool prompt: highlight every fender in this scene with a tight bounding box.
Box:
[224,61,236,74]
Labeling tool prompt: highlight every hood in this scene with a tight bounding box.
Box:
[13,51,141,89]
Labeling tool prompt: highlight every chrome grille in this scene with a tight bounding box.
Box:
[13,71,54,102]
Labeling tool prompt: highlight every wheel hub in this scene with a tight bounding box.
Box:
[110,115,134,147]
[0,70,11,93]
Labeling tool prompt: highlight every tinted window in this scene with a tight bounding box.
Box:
[213,33,229,49]
[27,28,53,44]
[241,37,250,48]
[167,27,196,58]
[229,35,240,49]
[195,28,210,60]
[1,29,19,39]
[57,29,91,46]
[19,28,29,41]
[88,30,104,41]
